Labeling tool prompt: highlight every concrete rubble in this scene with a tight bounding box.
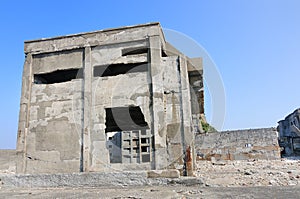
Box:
[196,157,300,187]
[1,158,300,188]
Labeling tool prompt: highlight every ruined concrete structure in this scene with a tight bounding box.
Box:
[16,23,204,175]
[278,108,300,156]
[195,128,281,161]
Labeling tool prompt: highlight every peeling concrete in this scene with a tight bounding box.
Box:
[17,23,204,175]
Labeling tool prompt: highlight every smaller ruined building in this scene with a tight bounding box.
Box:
[278,108,300,156]
[195,128,281,161]
[16,23,204,175]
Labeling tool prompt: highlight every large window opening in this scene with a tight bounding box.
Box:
[94,62,147,77]
[105,106,151,164]
[34,68,83,84]
[105,106,149,132]
[122,47,148,56]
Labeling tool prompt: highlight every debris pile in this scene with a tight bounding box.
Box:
[196,157,300,187]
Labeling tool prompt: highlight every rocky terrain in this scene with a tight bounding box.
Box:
[196,157,300,187]
[1,186,300,199]
[1,158,300,198]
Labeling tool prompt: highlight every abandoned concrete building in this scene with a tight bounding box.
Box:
[16,23,204,175]
[278,108,300,156]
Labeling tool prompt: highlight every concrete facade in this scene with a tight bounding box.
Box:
[16,23,204,175]
[195,128,281,161]
[277,108,300,156]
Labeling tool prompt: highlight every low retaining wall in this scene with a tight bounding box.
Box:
[195,128,281,161]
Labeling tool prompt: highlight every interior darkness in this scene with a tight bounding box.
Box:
[105,106,149,133]
[122,47,148,56]
[34,68,83,84]
[94,62,147,77]
[161,50,168,57]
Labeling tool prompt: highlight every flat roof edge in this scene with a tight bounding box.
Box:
[25,22,161,44]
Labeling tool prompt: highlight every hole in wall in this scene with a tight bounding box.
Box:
[34,68,83,84]
[104,106,151,164]
[122,47,148,56]
[94,62,148,77]
[105,106,149,132]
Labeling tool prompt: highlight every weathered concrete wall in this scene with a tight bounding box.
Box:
[0,150,16,173]
[195,128,281,161]
[90,40,151,171]
[26,80,83,173]
[17,23,201,175]
[32,49,83,74]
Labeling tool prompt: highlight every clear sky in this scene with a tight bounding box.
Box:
[1,0,300,149]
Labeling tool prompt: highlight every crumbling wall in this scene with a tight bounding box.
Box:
[88,40,152,171]
[195,128,281,161]
[18,50,84,174]
[17,23,200,175]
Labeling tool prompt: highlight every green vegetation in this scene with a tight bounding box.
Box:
[201,120,217,133]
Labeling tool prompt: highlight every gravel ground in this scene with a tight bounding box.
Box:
[196,157,300,187]
[1,158,300,198]
[1,185,300,199]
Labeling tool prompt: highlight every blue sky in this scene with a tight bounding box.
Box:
[0,0,300,149]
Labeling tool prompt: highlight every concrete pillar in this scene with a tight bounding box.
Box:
[290,138,294,155]
[83,47,92,171]
[148,36,168,169]
[16,53,33,173]
[179,56,195,176]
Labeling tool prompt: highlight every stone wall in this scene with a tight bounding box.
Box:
[0,150,16,173]
[195,128,281,161]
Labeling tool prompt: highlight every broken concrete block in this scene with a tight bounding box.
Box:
[147,169,180,178]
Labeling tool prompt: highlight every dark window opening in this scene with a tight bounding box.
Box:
[141,146,149,152]
[141,138,149,144]
[161,50,168,57]
[122,47,148,56]
[105,106,149,133]
[34,68,83,84]
[94,62,148,77]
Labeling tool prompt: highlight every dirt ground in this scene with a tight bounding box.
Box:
[196,157,300,187]
[1,186,300,199]
[1,158,300,198]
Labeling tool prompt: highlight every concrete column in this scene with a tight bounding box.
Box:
[83,47,92,172]
[179,56,194,176]
[290,138,294,155]
[16,53,33,173]
[148,36,168,170]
